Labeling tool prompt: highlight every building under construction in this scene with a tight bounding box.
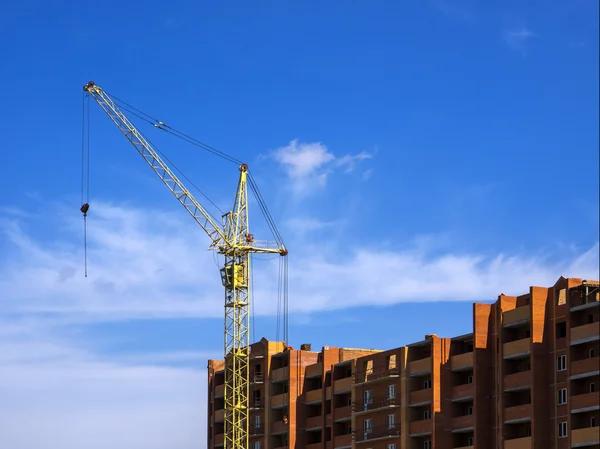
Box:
[207,276,600,449]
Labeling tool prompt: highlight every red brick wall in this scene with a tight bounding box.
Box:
[434,336,452,449]
[474,303,494,448]
[531,286,551,449]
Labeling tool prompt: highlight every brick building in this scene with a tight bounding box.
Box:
[207,276,600,449]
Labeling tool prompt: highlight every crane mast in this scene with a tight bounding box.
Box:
[83,81,287,449]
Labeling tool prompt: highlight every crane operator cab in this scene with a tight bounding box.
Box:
[220,264,247,289]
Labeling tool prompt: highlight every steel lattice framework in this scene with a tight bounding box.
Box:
[84,81,287,449]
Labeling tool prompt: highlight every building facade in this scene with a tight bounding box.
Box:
[207,276,600,449]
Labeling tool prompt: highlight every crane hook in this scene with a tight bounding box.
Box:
[80,203,90,217]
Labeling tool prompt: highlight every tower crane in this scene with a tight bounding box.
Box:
[83,81,288,449]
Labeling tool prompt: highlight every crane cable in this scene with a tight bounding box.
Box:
[103,91,290,340]
[80,91,91,277]
[103,89,286,248]
[84,88,289,341]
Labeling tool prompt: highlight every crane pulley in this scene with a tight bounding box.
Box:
[82,81,287,449]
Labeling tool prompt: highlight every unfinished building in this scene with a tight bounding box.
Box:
[207,276,600,449]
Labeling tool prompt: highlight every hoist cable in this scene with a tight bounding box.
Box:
[80,92,90,278]
[81,93,86,205]
[275,258,283,341]
[251,254,256,344]
[87,96,91,201]
[284,256,289,346]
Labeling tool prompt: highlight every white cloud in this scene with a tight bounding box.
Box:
[432,0,477,23]
[285,216,338,234]
[269,139,372,195]
[334,151,373,173]
[503,27,535,54]
[286,243,599,312]
[1,202,597,322]
[272,139,334,179]
[0,201,597,447]
[0,202,226,323]
[0,331,208,449]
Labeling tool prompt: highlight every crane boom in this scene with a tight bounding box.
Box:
[83,81,287,449]
[83,81,228,249]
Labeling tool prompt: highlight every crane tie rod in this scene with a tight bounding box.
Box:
[102,89,286,248]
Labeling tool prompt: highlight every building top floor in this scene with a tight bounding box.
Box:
[207,276,599,382]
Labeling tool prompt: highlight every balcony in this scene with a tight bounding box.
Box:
[451,352,474,371]
[571,323,600,345]
[503,338,531,359]
[504,404,532,423]
[452,414,474,431]
[334,405,352,422]
[306,415,323,430]
[503,436,531,449]
[305,389,323,404]
[571,357,600,379]
[271,420,288,435]
[215,383,225,398]
[214,433,224,447]
[214,409,225,422]
[306,363,322,378]
[452,383,474,401]
[408,357,432,377]
[504,371,532,391]
[250,399,264,409]
[571,392,600,413]
[409,418,432,436]
[251,373,264,384]
[354,425,400,443]
[307,443,324,449]
[271,366,290,382]
[355,367,400,384]
[570,291,600,311]
[334,377,353,393]
[571,426,600,446]
[271,393,288,409]
[250,425,264,436]
[333,434,352,448]
[355,397,400,414]
[503,306,531,327]
[409,388,432,406]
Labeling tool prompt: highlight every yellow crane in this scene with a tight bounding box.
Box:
[83,81,288,449]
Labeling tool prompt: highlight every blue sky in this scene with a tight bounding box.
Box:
[1,1,598,448]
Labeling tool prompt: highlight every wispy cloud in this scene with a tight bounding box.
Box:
[268,139,372,196]
[1,202,597,323]
[1,198,597,447]
[287,243,599,312]
[503,27,535,54]
[334,151,373,173]
[285,216,338,234]
[432,0,477,23]
[0,328,208,449]
[0,206,31,217]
